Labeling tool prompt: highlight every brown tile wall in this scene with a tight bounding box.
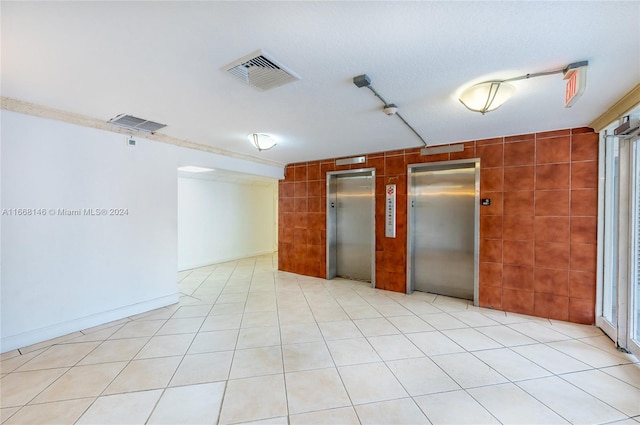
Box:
[278,127,599,324]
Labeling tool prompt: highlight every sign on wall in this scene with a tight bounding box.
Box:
[385,184,396,238]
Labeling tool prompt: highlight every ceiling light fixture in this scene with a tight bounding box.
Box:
[249,133,277,151]
[459,61,588,115]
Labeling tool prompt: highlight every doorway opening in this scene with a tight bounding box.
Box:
[407,159,480,303]
[326,169,376,287]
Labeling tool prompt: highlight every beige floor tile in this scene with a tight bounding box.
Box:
[277,308,315,325]
[109,319,165,339]
[372,302,413,317]
[3,398,94,425]
[518,376,628,424]
[211,302,246,316]
[200,313,242,331]
[134,333,195,359]
[367,334,424,361]
[103,356,182,395]
[216,293,248,304]
[147,382,225,424]
[289,406,359,425]
[318,320,363,340]
[399,300,443,315]
[230,346,283,379]
[311,305,350,322]
[473,348,553,381]
[0,368,68,408]
[507,322,570,343]
[449,310,501,327]
[285,367,351,414]
[406,331,465,356]
[548,339,634,368]
[353,318,400,337]
[156,317,205,335]
[283,341,334,372]
[431,352,508,388]
[236,326,280,349]
[78,337,149,365]
[32,362,127,403]
[562,370,640,417]
[18,333,84,354]
[468,383,569,424]
[1,407,20,424]
[170,351,233,386]
[386,356,460,396]
[280,323,323,345]
[326,337,381,366]
[0,351,20,362]
[415,390,500,425]
[511,343,592,374]
[16,342,100,372]
[601,363,640,389]
[70,326,124,343]
[419,313,469,330]
[75,389,162,425]
[188,329,239,354]
[355,398,430,425]
[338,362,407,404]
[171,304,212,318]
[342,304,382,320]
[241,311,279,328]
[218,374,287,424]
[544,320,604,338]
[0,350,46,374]
[441,328,503,351]
[431,296,471,312]
[475,325,537,346]
[387,315,435,333]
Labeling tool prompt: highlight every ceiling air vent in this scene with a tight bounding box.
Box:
[108,114,166,133]
[223,49,301,91]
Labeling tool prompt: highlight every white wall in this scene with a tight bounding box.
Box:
[178,177,277,270]
[0,110,283,352]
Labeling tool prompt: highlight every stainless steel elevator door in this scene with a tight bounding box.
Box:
[412,165,476,299]
[336,175,373,281]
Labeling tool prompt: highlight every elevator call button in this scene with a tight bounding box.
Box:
[385,184,396,238]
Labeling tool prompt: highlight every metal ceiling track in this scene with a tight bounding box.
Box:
[353,74,427,147]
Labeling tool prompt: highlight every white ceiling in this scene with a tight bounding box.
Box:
[2,1,639,167]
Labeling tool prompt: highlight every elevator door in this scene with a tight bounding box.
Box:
[409,162,478,300]
[336,175,373,281]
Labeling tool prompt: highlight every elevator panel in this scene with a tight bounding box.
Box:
[407,160,479,302]
[326,169,375,285]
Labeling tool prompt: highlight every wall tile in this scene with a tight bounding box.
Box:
[534,268,569,296]
[450,147,476,160]
[281,197,294,213]
[294,181,308,197]
[503,265,534,291]
[477,144,504,168]
[504,141,534,166]
[504,166,534,191]
[479,285,502,310]
[503,215,534,241]
[569,298,595,324]
[571,133,598,162]
[294,198,307,213]
[570,189,597,216]
[385,154,406,175]
[503,240,534,266]
[570,243,596,272]
[280,182,294,198]
[480,168,503,192]
[535,242,570,269]
[505,133,535,143]
[308,197,322,213]
[308,181,322,197]
[535,190,569,216]
[480,262,502,287]
[480,191,503,216]
[534,216,570,242]
[536,163,570,190]
[504,191,534,216]
[476,137,504,146]
[534,293,569,321]
[293,228,307,246]
[536,136,571,164]
[426,153,450,163]
[502,288,534,315]
[569,271,596,299]
[536,129,570,139]
[307,162,321,180]
[570,217,597,244]
[571,161,598,189]
[294,165,308,181]
[481,239,502,263]
[480,215,503,239]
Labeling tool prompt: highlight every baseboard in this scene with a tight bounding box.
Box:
[0,293,179,353]
[178,250,276,271]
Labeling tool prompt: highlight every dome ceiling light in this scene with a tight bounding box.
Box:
[249,133,277,151]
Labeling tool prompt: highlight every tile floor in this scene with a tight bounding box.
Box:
[1,254,639,425]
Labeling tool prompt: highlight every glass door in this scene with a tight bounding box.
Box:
[627,138,640,357]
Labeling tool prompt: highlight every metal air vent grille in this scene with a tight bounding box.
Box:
[224,50,301,91]
[108,114,166,133]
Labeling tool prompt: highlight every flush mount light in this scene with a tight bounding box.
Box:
[249,133,277,151]
[458,81,516,114]
[458,61,588,115]
[177,166,214,173]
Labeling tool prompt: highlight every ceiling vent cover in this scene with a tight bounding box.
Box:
[108,114,166,133]
[224,49,301,91]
